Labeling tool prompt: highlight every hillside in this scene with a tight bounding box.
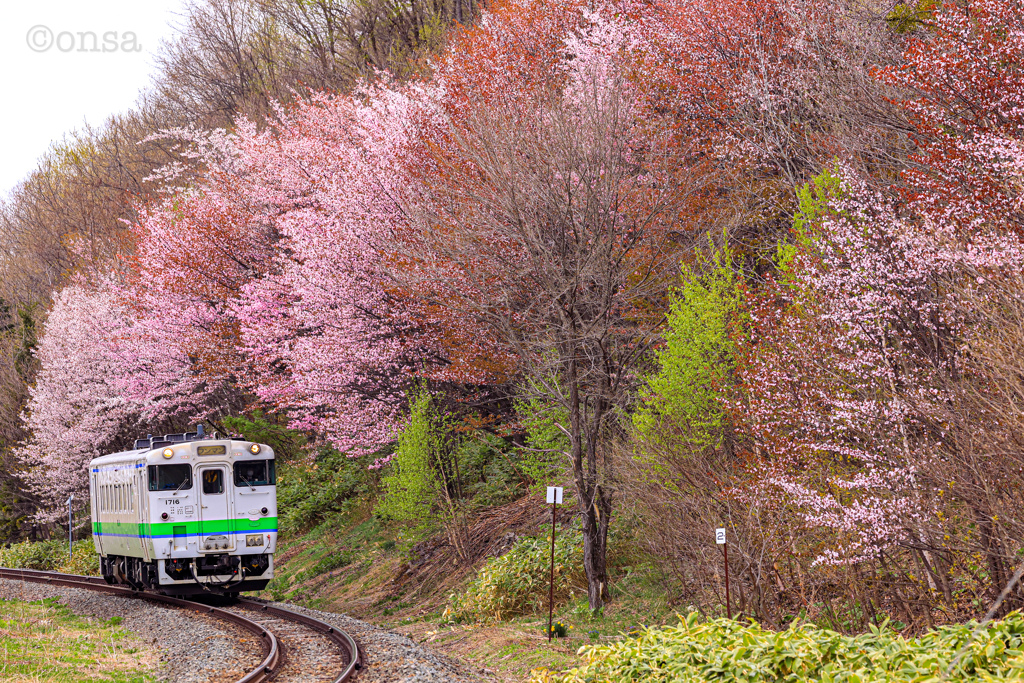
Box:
[3,0,1024,679]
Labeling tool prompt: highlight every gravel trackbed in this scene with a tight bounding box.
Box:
[0,577,483,683]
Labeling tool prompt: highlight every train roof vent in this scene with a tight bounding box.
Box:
[165,433,186,443]
[150,440,172,449]
[134,438,150,450]
[184,431,197,441]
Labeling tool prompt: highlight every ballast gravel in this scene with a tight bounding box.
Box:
[0,577,484,682]
[0,578,262,682]
[256,601,485,683]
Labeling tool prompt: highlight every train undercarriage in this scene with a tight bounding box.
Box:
[100,554,271,595]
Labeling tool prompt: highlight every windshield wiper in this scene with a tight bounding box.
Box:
[170,476,190,495]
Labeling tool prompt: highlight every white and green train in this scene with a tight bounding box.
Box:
[88,427,277,595]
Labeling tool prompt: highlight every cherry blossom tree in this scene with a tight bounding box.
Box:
[734,169,1024,574]
[18,277,215,520]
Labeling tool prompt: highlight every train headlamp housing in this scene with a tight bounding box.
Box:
[162,448,174,459]
[249,444,261,454]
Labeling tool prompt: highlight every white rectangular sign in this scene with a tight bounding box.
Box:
[716,528,726,545]
[546,486,563,504]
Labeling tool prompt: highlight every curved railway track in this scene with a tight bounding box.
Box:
[0,567,361,683]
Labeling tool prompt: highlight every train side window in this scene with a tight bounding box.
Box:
[202,469,224,495]
[148,465,192,492]
[233,460,272,487]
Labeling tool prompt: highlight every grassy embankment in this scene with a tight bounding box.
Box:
[0,595,156,682]
[258,495,679,682]
[10,513,1024,682]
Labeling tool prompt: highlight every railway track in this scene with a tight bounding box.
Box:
[0,567,361,683]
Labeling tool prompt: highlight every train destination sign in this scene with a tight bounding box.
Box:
[197,445,227,456]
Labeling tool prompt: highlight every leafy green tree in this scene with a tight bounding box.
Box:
[633,238,742,454]
[377,390,445,532]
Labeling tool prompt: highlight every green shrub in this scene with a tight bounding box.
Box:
[445,531,587,622]
[58,540,101,576]
[530,611,1024,682]
[0,539,99,575]
[276,448,376,533]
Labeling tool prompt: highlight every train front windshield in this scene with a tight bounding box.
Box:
[233,460,275,487]
[148,464,193,491]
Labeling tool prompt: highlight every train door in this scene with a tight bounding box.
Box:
[135,465,152,562]
[196,465,235,552]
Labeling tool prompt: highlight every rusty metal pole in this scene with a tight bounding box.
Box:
[724,541,731,619]
[548,500,556,641]
[67,494,74,560]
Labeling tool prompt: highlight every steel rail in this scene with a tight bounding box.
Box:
[0,567,280,683]
[234,596,362,683]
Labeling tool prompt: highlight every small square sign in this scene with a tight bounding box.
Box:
[546,486,563,504]
[715,528,726,545]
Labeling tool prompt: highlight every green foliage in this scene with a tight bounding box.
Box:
[886,0,938,33]
[276,447,376,533]
[515,392,569,488]
[633,237,741,453]
[776,168,844,276]
[377,390,447,532]
[222,410,307,461]
[445,531,587,622]
[0,539,99,575]
[531,611,1024,683]
[456,433,525,508]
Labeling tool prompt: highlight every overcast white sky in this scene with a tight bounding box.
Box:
[0,1,190,198]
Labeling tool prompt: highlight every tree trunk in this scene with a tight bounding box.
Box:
[580,484,612,612]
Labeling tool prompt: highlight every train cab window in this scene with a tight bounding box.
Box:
[202,469,224,494]
[233,460,276,487]
[148,465,193,492]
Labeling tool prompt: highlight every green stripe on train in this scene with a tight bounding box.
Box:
[93,517,278,536]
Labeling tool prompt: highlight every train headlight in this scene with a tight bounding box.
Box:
[162,448,174,458]
[249,444,261,454]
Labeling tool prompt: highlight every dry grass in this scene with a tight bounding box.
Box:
[0,597,158,682]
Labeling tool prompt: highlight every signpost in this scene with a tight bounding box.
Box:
[546,486,563,642]
[67,494,74,560]
[716,527,730,618]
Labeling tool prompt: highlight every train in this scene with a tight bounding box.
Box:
[88,426,277,595]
